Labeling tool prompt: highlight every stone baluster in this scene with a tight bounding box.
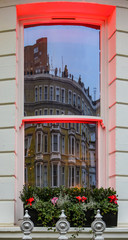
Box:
[20,210,34,240]
[91,209,106,240]
[56,210,70,240]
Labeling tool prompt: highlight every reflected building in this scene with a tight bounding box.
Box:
[24,37,99,188]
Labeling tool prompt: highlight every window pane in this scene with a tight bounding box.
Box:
[25,122,97,188]
[24,25,100,116]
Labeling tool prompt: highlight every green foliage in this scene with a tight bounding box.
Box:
[20,186,118,227]
[33,200,60,227]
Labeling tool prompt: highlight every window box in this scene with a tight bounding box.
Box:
[20,187,118,228]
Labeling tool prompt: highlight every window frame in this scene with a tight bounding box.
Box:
[16,1,116,223]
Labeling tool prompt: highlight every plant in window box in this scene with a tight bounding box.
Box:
[20,186,118,227]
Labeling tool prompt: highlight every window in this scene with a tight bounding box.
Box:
[69,136,75,155]
[61,88,65,103]
[25,136,32,157]
[78,95,80,109]
[22,3,106,191]
[62,136,65,154]
[50,86,54,101]
[76,142,80,158]
[69,166,75,187]
[61,166,65,186]
[36,132,42,153]
[52,164,58,187]
[56,109,60,115]
[44,135,48,153]
[73,93,76,107]
[56,87,60,102]
[39,86,42,101]
[36,163,43,187]
[53,134,58,152]
[68,90,72,105]
[39,109,42,115]
[35,87,38,102]
[43,165,47,187]
[44,86,48,100]
[44,109,48,115]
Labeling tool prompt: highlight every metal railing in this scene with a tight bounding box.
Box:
[20,209,106,240]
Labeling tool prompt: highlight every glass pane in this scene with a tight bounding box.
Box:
[24,25,100,117]
[24,122,97,188]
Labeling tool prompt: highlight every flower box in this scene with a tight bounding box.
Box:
[21,186,118,228]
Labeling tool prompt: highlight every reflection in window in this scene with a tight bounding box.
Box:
[56,87,60,102]
[52,164,58,187]
[68,90,72,105]
[43,165,47,187]
[53,134,58,152]
[39,86,42,101]
[35,87,38,102]
[62,136,65,154]
[24,24,99,188]
[44,86,48,100]
[69,166,75,187]
[61,166,65,186]
[73,93,76,106]
[36,163,43,187]
[25,123,97,188]
[24,25,100,117]
[50,86,54,101]
[36,132,42,153]
[61,89,65,103]
[44,135,48,153]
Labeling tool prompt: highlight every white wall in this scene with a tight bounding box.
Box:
[0,6,16,224]
[108,6,128,226]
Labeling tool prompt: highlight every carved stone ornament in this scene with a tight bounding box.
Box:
[56,210,70,240]
[20,210,34,240]
[91,209,106,240]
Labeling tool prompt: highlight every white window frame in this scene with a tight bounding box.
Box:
[16,1,113,223]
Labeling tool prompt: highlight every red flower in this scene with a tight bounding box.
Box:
[108,195,118,204]
[76,196,82,202]
[82,196,87,202]
[26,197,34,206]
